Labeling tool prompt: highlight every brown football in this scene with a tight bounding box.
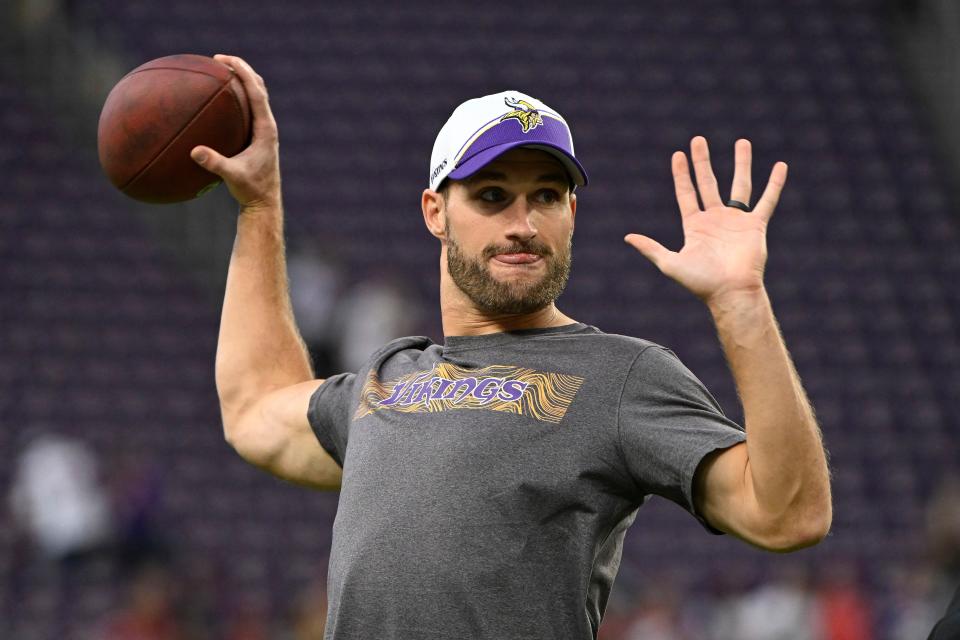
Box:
[97,54,252,204]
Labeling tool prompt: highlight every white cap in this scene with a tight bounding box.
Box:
[428,90,588,191]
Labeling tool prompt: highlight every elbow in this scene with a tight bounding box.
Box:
[220,401,247,452]
[220,400,271,468]
[763,522,831,554]
[218,382,266,450]
[221,413,249,459]
[215,356,273,434]
[222,418,243,452]
[759,501,833,554]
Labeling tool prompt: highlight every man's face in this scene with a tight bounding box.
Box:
[441,148,576,315]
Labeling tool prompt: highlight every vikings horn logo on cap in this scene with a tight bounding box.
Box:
[428,90,588,192]
[499,97,544,134]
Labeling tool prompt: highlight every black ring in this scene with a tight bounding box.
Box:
[726,199,751,212]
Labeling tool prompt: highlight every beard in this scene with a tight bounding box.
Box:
[445,220,573,316]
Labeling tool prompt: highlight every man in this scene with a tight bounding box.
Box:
[191,54,832,639]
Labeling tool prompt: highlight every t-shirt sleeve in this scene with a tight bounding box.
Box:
[306,371,359,468]
[617,345,747,535]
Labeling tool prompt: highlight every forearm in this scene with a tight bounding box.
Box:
[216,203,314,427]
[707,288,831,532]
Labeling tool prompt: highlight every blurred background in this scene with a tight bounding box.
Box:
[2,0,960,638]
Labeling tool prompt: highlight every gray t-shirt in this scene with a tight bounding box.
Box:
[307,321,746,640]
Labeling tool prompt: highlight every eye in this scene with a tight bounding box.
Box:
[535,189,562,205]
[478,187,507,203]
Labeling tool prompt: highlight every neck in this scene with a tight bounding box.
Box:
[438,252,577,337]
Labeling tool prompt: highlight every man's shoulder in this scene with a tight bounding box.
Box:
[586,329,664,350]
[519,326,677,380]
[573,326,670,359]
[367,335,439,365]
[570,330,704,388]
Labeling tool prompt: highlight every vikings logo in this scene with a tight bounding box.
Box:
[499,96,544,133]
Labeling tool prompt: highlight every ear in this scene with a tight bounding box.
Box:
[422,188,447,241]
[570,192,577,233]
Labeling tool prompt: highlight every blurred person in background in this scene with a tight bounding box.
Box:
[620,579,686,640]
[289,245,422,376]
[107,451,169,572]
[96,563,186,640]
[287,578,328,640]
[331,272,422,373]
[884,562,941,640]
[701,562,756,640]
[813,560,874,640]
[730,563,816,640]
[9,431,114,561]
[288,242,344,377]
[223,594,270,640]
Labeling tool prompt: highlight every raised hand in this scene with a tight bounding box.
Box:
[190,54,281,213]
[624,137,787,305]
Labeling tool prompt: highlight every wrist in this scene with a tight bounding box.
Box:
[238,196,283,225]
[235,201,285,245]
[240,195,282,215]
[706,286,769,319]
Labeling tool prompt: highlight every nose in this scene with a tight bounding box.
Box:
[502,198,538,241]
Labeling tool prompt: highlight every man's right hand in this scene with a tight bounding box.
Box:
[190,54,281,214]
[201,54,337,489]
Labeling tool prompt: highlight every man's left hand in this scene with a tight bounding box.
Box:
[625,136,787,306]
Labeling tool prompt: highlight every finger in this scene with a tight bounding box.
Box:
[191,145,234,179]
[213,54,277,139]
[214,54,267,99]
[671,151,700,217]
[624,234,675,272]
[753,162,788,222]
[730,139,752,205]
[690,136,723,209]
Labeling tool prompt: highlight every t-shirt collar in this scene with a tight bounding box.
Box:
[442,322,589,352]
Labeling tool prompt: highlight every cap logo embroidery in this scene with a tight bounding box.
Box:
[499,96,543,133]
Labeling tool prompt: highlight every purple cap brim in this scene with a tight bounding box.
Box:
[448,141,588,188]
